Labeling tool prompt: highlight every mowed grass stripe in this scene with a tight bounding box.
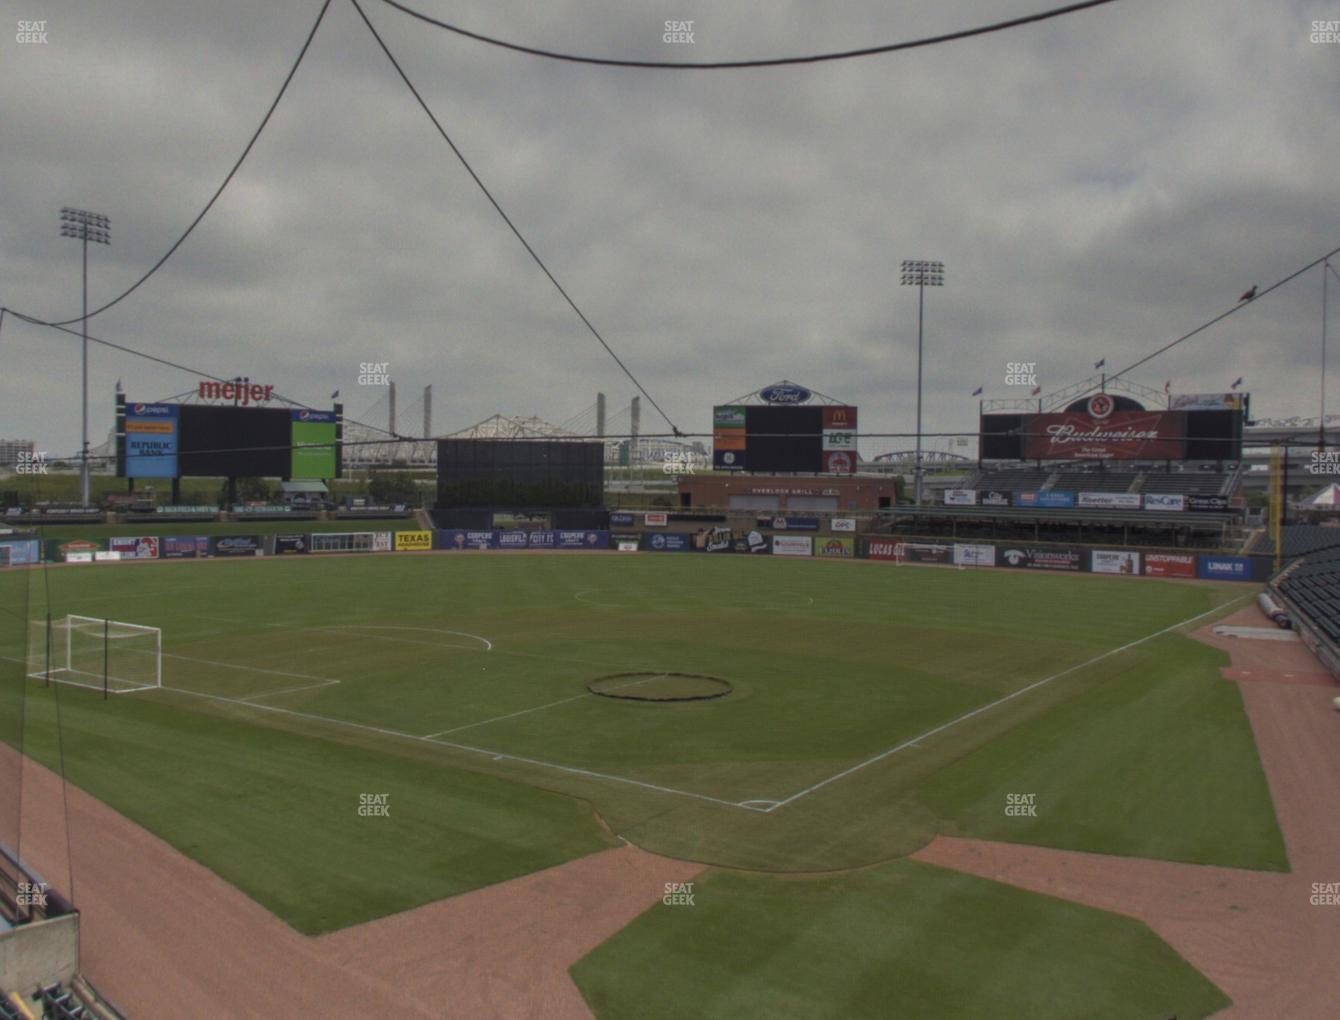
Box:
[570,861,1230,1019]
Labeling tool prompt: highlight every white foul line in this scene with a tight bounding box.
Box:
[161,685,763,812]
[422,673,667,738]
[243,679,340,702]
[763,594,1251,813]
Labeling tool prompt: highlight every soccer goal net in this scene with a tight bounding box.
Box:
[26,615,162,694]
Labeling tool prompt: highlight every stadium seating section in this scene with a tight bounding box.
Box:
[971,465,1233,497]
[1253,524,1340,558]
[1275,547,1340,646]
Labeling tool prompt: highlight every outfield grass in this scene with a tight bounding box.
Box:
[919,632,1288,869]
[570,861,1231,1019]
[6,677,611,935]
[1,553,1280,935]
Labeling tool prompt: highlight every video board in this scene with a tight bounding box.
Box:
[713,404,857,474]
[980,393,1244,461]
[435,439,604,507]
[118,399,340,479]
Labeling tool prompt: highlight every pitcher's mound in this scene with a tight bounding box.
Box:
[587,672,732,703]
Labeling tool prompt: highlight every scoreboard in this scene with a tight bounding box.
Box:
[118,399,341,479]
[713,404,857,474]
[436,439,604,507]
[980,393,1245,462]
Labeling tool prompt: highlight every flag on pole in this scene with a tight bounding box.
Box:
[1164,380,1171,393]
[331,389,340,400]
[1094,358,1106,370]
[971,386,983,396]
[1231,377,1243,390]
[1031,385,1042,396]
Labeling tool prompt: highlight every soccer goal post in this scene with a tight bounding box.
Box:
[26,615,162,695]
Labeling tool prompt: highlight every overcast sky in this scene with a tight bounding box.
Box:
[2,0,1338,461]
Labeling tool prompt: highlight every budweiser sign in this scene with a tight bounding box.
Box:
[1023,411,1186,460]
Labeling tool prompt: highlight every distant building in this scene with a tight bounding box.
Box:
[0,439,35,468]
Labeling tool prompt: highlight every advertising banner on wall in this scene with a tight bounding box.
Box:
[714,405,747,428]
[123,403,179,478]
[1143,552,1196,577]
[943,489,977,506]
[953,543,996,567]
[1014,491,1076,509]
[644,513,669,527]
[693,526,738,552]
[642,532,694,552]
[1170,392,1243,411]
[763,516,820,531]
[1143,493,1186,512]
[713,449,746,471]
[162,535,209,559]
[394,530,434,551]
[1186,495,1230,512]
[1091,549,1141,574]
[1197,555,1251,580]
[822,406,857,429]
[108,536,160,560]
[821,451,856,474]
[1021,406,1187,460]
[822,430,857,451]
[770,535,813,556]
[290,409,338,480]
[557,530,608,548]
[830,518,857,532]
[609,512,635,526]
[438,530,499,550]
[866,538,900,561]
[0,538,41,565]
[900,542,953,564]
[497,530,529,549]
[273,534,310,555]
[998,546,1083,571]
[210,535,262,557]
[816,537,854,558]
[980,490,1013,507]
[45,539,105,563]
[1077,492,1142,510]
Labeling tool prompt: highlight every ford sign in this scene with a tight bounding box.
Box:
[759,383,812,405]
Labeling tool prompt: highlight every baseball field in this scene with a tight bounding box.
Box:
[1,553,1283,1016]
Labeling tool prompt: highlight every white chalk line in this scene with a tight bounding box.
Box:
[763,594,1251,812]
[160,685,765,812]
[422,673,667,738]
[307,625,493,651]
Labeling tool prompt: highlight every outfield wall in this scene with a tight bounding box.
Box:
[10,528,1266,582]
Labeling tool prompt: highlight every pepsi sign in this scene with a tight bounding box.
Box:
[131,403,175,417]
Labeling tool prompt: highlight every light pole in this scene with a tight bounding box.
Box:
[60,207,110,507]
[900,259,944,505]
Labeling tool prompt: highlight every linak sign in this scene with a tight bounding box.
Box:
[759,382,812,405]
[197,378,276,406]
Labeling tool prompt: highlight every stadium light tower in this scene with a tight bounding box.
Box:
[900,259,944,505]
[60,207,110,507]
